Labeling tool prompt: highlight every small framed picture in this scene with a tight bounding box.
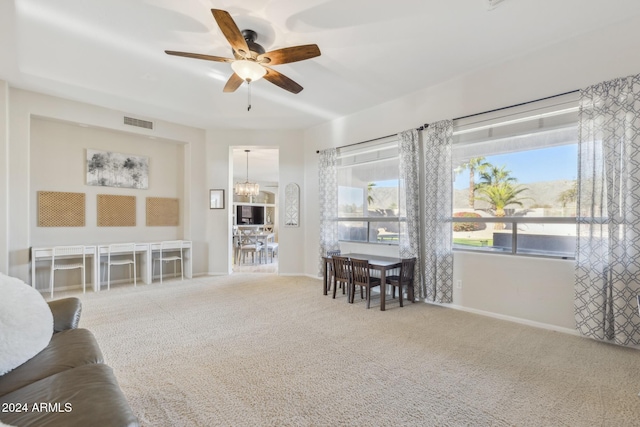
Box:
[210,189,224,209]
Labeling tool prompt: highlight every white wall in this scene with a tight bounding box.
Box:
[1,88,306,283]
[5,89,207,283]
[30,118,185,246]
[205,129,305,275]
[0,81,8,274]
[302,15,640,330]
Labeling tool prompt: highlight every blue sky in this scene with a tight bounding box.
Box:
[339,144,578,204]
[454,144,577,190]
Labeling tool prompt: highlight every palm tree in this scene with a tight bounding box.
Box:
[557,181,577,215]
[455,157,489,209]
[367,182,376,206]
[476,165,518,188]
[475,166,530,229]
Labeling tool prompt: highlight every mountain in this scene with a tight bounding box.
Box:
[454,179,577,213]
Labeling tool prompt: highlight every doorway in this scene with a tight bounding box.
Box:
[231,147,279,274]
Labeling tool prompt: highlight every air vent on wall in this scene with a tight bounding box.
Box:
[124,116,153,130]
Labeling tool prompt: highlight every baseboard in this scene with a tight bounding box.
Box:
[438,302,579,336]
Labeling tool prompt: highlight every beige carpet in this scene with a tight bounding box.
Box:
[76,275,640,427]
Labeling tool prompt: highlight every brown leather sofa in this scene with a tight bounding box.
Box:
[0,298,139,427]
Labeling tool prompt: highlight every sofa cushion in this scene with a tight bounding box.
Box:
[0,363,139,427]
[0,329,103,397]
[0,273,53,376]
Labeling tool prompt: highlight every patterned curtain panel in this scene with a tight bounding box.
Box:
[318,148,339,275]
[575,74,640,346]
[422,120,454,303]
[398,129,423,300]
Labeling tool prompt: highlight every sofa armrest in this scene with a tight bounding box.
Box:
[47,297,82,332]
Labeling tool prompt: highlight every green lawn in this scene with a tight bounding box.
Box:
[453,238,493,247]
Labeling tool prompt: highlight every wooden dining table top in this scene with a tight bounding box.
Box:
[324,252,401,266]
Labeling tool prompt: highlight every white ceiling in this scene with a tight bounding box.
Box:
[3,1,640,133]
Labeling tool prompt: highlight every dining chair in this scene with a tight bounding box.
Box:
[106,243,137,290]
[238,233,263,264]
[50,245,86,298]
[350,258,381,309]
[325,249,341,295]
[153,241,184,283]
[385,257,416,307]
[266,234,278,263]
[331,256,351,299]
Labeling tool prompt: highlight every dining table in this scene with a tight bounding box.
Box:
[321,253,402,311]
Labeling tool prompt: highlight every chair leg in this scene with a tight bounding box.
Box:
[50,269,54,299]
[399,284,403,307]
[366,286,371,309]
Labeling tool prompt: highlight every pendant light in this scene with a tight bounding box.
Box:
[234,150,260,197]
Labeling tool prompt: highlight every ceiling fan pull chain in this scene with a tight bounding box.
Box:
[247,80,252,112]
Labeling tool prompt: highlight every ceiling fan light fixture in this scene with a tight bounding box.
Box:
[231,60,266,82]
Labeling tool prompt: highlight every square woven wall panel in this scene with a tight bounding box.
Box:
[97,194,136,226]
[146,197,179,226]
[38,191,85,227]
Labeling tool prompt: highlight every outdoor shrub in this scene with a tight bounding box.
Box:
[453,212,485,232]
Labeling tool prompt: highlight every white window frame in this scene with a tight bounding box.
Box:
[336,138,401,245]
[451,93,579,259]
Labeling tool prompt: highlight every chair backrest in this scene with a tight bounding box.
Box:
[53,245,85,257]
[240,233,262,247]
[108,243,136,254]
[52,246,86,271]
[161,240,184,251]
[332,256,351,282]
[400,258,417,283]
[350,258,371,286]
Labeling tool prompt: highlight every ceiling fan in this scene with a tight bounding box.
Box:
[165,9,321,96]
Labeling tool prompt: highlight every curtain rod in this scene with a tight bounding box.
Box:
[315,88,580,154]
[315,124,428,154]
[452,89,579,121]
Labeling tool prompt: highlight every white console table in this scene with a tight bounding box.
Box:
[31,246,99,292]
[96,243,152,287]
[31,240,193,292]
[148,241,193,283]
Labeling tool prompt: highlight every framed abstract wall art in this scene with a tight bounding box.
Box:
[86,149,149,189]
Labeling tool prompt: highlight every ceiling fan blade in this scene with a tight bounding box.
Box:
[211,9,250,58]
[165,50,233,63]
[263,67,303,94]
[223,73,244,93]
[258,44,321,65]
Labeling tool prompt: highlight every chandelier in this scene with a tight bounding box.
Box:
[234,150,260,197]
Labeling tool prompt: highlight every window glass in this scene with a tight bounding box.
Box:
[452,98,578,257]
[337,140,400,244]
